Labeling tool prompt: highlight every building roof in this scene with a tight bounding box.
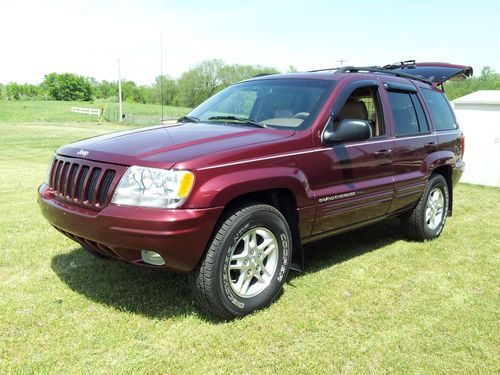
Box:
[452,90,500,105]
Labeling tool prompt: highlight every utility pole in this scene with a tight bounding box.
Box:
[336,59,347,67]
[117,59,123,123]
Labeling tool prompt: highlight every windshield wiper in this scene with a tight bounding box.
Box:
[207,116,267,128]
[178,115,200,123]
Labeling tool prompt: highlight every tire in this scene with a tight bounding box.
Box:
[402,174,449,241]
[189,203,292,319]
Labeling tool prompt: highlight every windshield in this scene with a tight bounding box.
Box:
[186,78,335,130]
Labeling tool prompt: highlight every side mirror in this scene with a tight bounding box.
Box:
[322,118,372,144]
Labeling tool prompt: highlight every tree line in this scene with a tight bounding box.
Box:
[0,59,279,108]
[1,61,497,107]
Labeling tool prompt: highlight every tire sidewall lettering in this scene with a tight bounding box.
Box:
[219,211,290,312]
[277,233,289,282]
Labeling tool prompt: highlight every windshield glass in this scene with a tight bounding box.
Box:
[186,79,335,130]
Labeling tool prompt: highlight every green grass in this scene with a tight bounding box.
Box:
[0,100,191,123]
[0,121,499,374]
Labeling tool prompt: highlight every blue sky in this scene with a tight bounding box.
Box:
[1,0,499,84]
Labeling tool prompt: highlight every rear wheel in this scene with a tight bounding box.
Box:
[189,203,292,319]
[402,174,449,241]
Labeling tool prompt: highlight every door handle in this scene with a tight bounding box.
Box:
[374,149,392,158]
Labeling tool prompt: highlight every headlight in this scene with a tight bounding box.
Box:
[111,166,194,208]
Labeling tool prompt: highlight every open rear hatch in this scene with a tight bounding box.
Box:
[384,61,473,83]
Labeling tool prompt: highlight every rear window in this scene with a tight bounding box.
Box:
[421,89,457,131]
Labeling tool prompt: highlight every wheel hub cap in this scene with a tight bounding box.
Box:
[425,187,444,230]
[227,227,278,298]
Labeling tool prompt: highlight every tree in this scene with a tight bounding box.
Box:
[480,66,494,78]
[175,59,279,107]
[176,59,225,107]
[95,80,118,100]
[120,80,139,103]
[218,64,279,87]
[43,72,94,101]
[136,85,152,104]
[151,75,178,105]
[5,82,43,100]
[6,83,22,100]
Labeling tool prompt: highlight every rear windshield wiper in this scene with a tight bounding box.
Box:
[208,116,267,128]
[178,115,200,123]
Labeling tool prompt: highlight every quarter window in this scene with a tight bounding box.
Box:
[421,89,457,131]
[410,93,429,132]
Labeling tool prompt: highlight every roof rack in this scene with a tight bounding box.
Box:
[382,60,416,70]
[335,65,432,85]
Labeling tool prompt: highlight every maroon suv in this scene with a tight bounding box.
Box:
[38,61,470,319]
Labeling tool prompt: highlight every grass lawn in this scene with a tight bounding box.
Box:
[0,100,191,124]
[0,121,499,374]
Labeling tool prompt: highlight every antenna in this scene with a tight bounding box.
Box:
[160,33,164,124]
[117,59,123,123]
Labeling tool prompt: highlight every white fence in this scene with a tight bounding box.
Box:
[71,106,101,116]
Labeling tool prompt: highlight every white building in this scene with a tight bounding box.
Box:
[452,90,500,188]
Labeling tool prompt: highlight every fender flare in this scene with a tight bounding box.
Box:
[422,150,456,215]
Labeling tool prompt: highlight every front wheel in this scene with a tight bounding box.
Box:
[189,203,292,319]
[402,174,449,241]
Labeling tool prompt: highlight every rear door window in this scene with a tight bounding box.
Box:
[421,89,457,131]
[387,91,428,136]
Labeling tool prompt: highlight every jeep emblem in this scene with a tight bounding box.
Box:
[76,149,89,157]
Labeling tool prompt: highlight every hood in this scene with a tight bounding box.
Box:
[57,123,294,168]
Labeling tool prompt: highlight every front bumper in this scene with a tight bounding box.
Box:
[38,183,223,272]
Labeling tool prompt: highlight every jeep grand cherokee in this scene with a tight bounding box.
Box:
[38,61,470,319]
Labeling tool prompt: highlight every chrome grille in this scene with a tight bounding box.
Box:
[49,157,119,209]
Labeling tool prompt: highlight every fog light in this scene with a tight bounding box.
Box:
[141,250,165,266]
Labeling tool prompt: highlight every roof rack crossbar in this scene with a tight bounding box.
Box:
[307,67,340,73]
[335,65,432,84]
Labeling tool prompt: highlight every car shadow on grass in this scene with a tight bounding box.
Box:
[51,249,211,321]
[50,218,403,321]
[293,218,403,280]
